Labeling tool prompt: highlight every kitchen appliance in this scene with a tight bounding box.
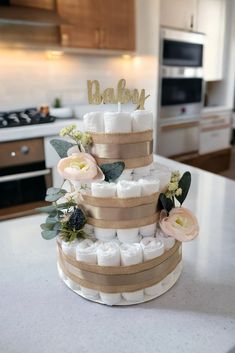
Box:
[157,28,205,157]
[0,137,52,220]
[0,107,55,128]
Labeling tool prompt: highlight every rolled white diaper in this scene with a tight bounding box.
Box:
[94,228,116,241]
[91,181,116,197]
[140,237,164,261]
[117,180,141,198]
[80,286,99,299]
[133,165,151,178]
[83,224,94,237]
[120,243,143,266]
[145,282,163,296]
[117,229,140,243]
[150,163,172,191]
[156,230,175,250]
[122,290,144,302]
[76,239,98,264]
[83,112,104,132]
[131,110,153,131]
[100,292,121,306]
[66,278,80,291]
[139,223,156,237]
[61,238,81,258]
[104,112,132,133]
[97,241,120,266]
[116,169,133,182]
[139,178,160,196]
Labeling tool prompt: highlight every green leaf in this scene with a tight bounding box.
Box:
[159,193,174,213]
[41,230,58,240]
[45,192,65,202]
[175,171,191,205]
[46,187,67,195]
[100,161,125,182]
[35,205,56,214]
[40,223,55,231]
[46,215,58,224]
[50,139,75,158]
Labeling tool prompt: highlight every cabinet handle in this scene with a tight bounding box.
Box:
[190,15,194,29]
[100,28,106,48]
[62,33,69,46]
[94,29,100,47]
[0,169,51,183]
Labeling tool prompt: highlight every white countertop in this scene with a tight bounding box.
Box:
[0,156,235,353]
[0,119,83,142]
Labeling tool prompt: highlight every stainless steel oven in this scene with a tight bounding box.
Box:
[0,138,52,220]
[157,28,205,157]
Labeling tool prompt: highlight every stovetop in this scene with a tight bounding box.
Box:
[0,108,56,128]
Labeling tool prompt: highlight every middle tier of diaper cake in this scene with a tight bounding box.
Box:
[56,109,183,306]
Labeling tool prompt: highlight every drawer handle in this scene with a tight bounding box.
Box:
[20,146,30,155]
[0,169,50,183]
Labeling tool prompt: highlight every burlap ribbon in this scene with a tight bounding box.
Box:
[86,213,159,229]
[89,130,153,168]
[82,193,159,208]
[57,241,182,293]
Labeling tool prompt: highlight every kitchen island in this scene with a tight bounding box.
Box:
[0,156,235,353]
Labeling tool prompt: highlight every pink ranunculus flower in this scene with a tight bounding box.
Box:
[159,207,199,242]
[57,152,104,182]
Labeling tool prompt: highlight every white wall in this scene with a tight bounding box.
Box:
[0,0,160,127]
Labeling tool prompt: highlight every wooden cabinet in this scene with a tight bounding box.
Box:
[58,0,135,50]
[197,0,225,81]
[160,0,198,30]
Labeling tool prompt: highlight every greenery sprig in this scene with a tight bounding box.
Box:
[59,124,92,152]
[159,171,191,214]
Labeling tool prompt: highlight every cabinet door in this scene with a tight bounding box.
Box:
[197,0,225,81]
[160,0,197,30]
[100,0,135,50]
[57,0,101,48]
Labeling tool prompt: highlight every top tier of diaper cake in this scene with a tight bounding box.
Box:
[38,108,199,306]
[83,110,153,169]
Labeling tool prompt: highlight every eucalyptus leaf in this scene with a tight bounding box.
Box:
[40,223,55,231]
[159,193,174,213]
[45,192,65,202]
[175,171,191,205]
[41,230,58,240]
[100,161,125,182]
[46,215,58,224]
[35,205,56,214]
[50,139,75,158]
[46,187,67,195]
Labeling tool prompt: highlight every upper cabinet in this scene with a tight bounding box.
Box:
[160,0,226,81]
[160,0,198,31]
[57,0,135,51]
[197,0,225,81]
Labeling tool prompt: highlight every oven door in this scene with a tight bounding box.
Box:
[160,77,203,119]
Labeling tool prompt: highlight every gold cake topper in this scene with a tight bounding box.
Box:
[87,79,150,110]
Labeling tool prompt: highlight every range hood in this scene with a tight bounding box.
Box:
[0,5,65,26]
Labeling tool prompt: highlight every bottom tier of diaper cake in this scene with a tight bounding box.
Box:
[57,236,182,306]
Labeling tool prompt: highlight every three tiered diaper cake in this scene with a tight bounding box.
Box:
[38,108,199,306]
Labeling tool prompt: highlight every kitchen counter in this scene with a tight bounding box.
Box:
[1,156,235,353]
[0,118,83,142]
[202,105,233,115]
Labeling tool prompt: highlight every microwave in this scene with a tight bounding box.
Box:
[161,28,204,68]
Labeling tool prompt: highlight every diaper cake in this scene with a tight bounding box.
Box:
[37,108,199,306]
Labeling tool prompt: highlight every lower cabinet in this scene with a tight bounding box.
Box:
[172,148,232,173]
